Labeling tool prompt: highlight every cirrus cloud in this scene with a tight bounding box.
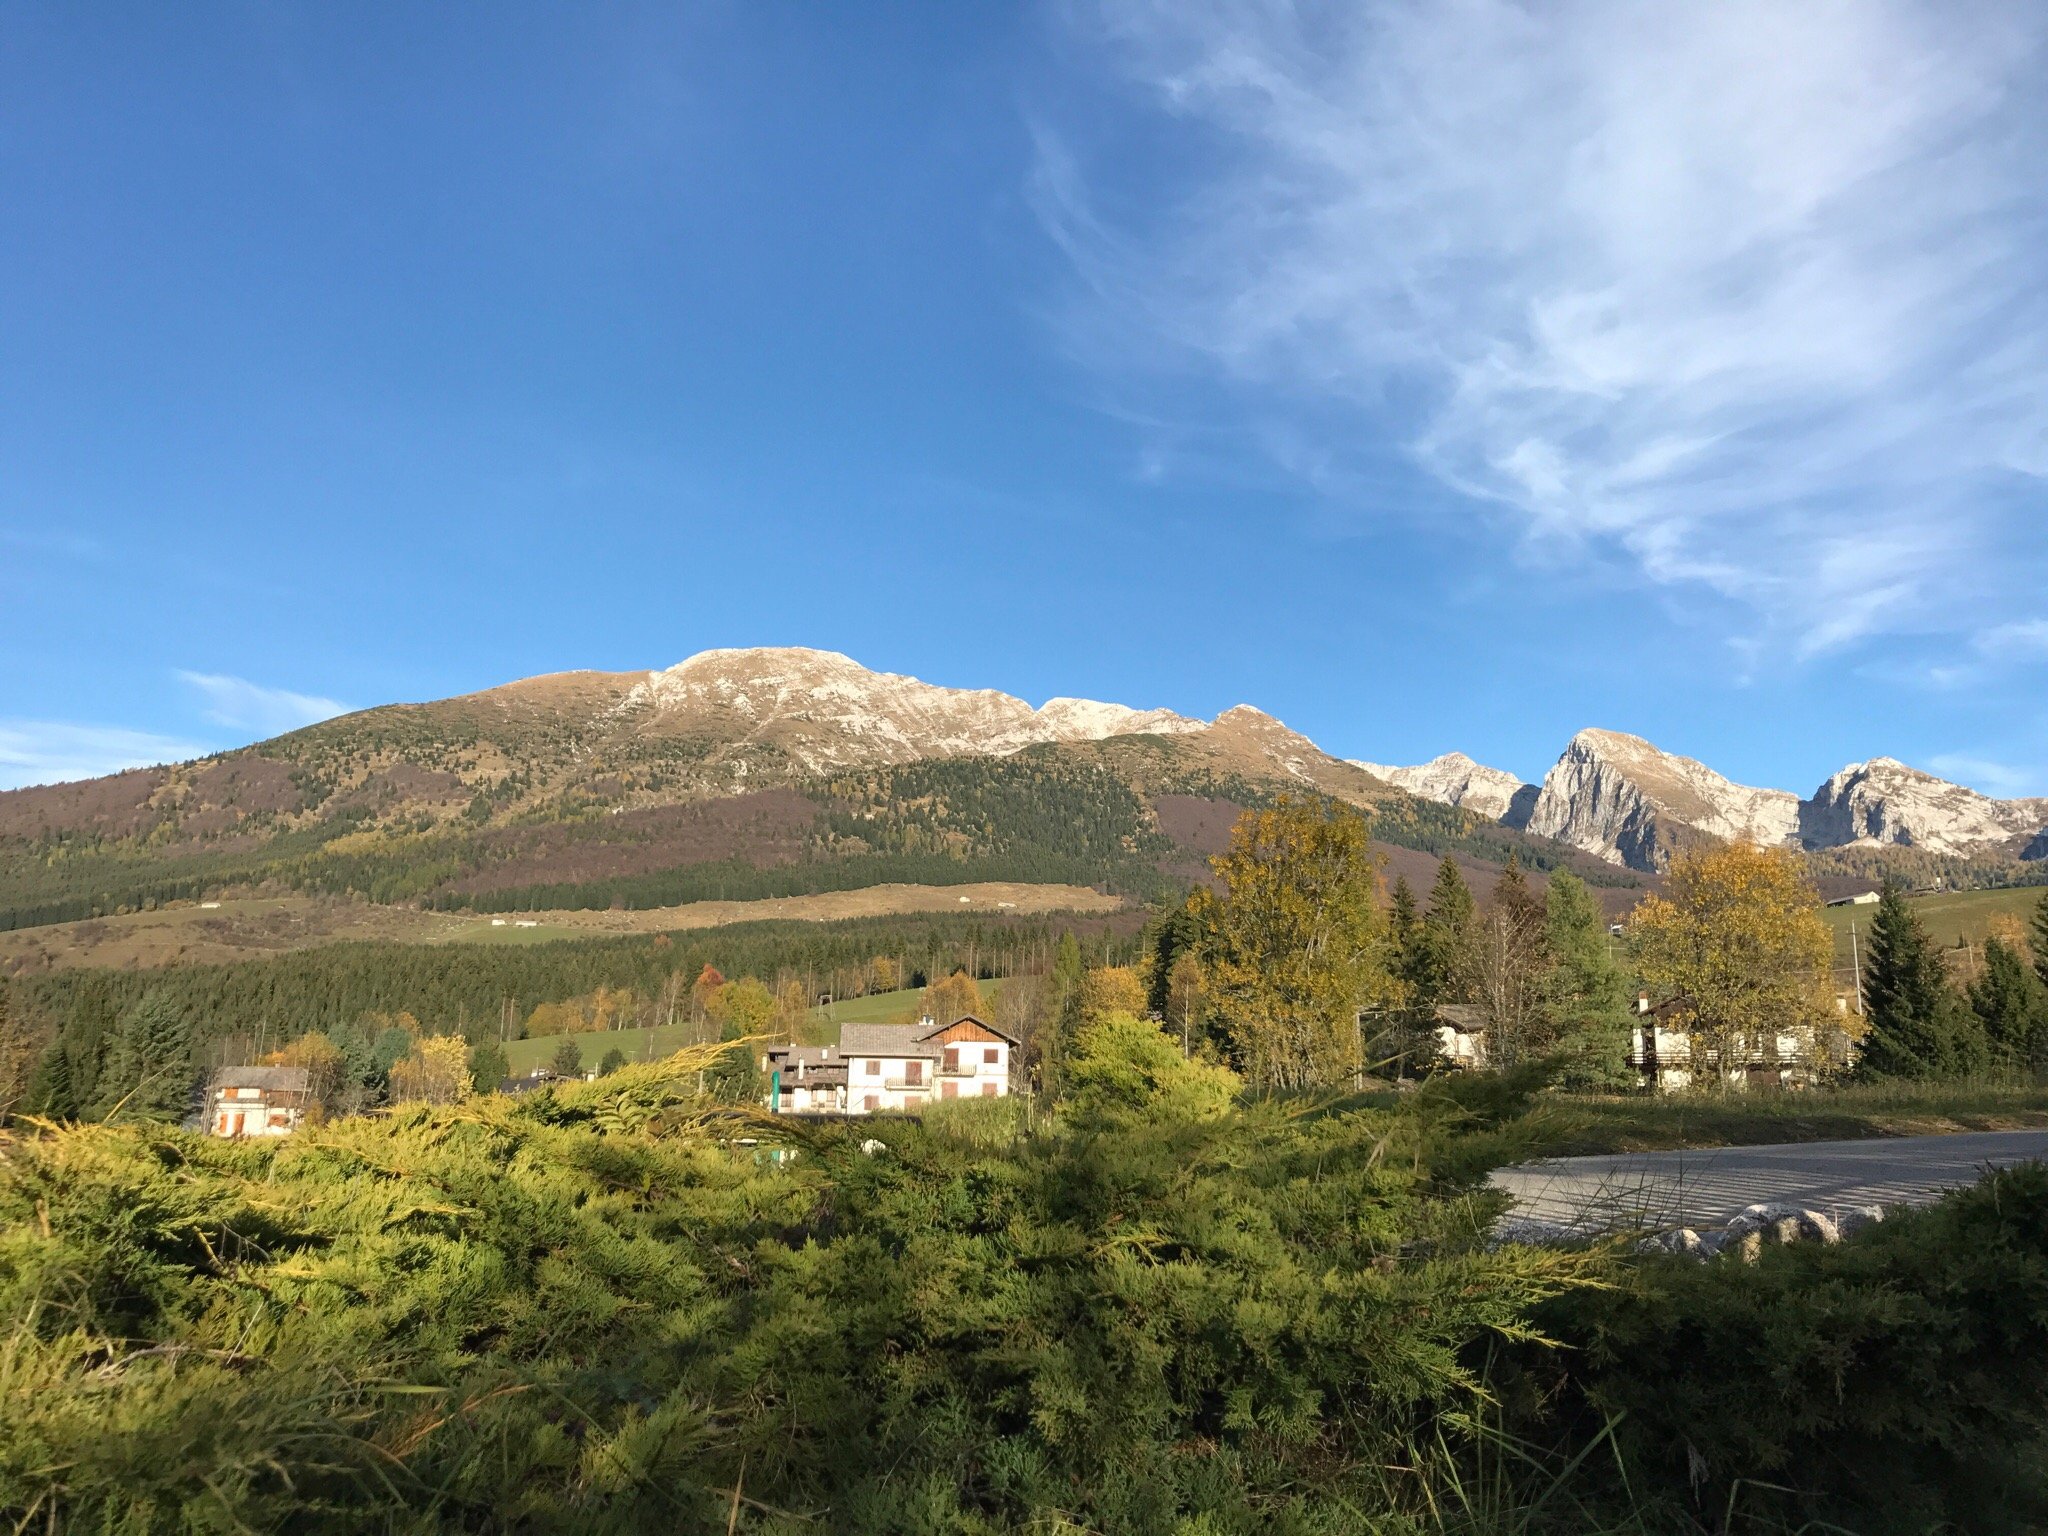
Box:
[174,672,351,737]
[1045,0,2048,656]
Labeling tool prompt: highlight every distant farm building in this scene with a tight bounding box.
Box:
[1825,891,1881,907]
[767,1015,1016,1115]
[208,1066,312,1139]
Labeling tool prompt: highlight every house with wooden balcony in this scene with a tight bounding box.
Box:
[766,1015,1016,1116]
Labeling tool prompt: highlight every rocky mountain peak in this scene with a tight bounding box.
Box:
[1351,751,1537,824]
[1524,730,1801,869]
[1801,757,2048,857]
[614,646,1206,772]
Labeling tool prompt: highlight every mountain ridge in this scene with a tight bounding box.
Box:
[2,647,2040,929]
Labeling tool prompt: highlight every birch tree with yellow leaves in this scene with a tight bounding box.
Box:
[1194,796,1394,1091]
[1627,842,1838,1083]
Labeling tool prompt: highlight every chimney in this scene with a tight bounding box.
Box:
[1636,992,1651,1016]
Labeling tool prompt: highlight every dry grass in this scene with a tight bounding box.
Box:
[0,883,1128,974]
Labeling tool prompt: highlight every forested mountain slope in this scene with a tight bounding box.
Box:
[0,649,1636,932]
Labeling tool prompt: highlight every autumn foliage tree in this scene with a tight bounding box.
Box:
[1194,797,1392,1091]
[387,1035,472,1105]
[920,970,984,1027]
[1627,842,1836,1083]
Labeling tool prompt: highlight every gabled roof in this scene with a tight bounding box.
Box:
[837,1023,934,1058]
[918,1014,1019,1047]
[212,1066,312,1092]
[1432,1004,1489,1033]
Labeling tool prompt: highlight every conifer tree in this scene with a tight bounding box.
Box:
[1858,884,1973,1080]
[1415,857,1479,1007]
[1143,897,1205,1018]
[26,1043,77,1121]
[550,1039,584,1079]
[1542,871,1636,1089]
[1037,932,1086,1096]
[1970,937,2047,1071]
[1386,875,1423,996]
[90,989,195,1122]
[469,1039,510,1092]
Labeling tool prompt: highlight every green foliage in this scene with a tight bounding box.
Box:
[1,1045,2042,1531]
[597,1047,626,1077]
[1540,872,1635,1090]
[89,990,195,1122]
[0,1046,1595,1533]
[1062,1012,1238,1124]
[11,913,1143,1074]
[1415,856,1480,1008]
[1195,796,1392,1090]
[1859,882,1986,1079]
[549,1038,584,1078]
[1971,936,2048,1071]
[468,1038,509,1092]
[1513,1163,2048,1534]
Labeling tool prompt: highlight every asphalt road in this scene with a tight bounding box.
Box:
[1493,1128,2048,1233]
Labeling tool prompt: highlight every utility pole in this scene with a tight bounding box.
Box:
[1849,921,1865,1016]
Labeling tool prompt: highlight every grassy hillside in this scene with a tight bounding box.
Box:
[1822,884,2048,965]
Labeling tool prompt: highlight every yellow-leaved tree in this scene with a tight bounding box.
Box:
[1627,842,1839,1082]
[706,976,775,1039]
[388,1035,472,1105]
[1079,965,1147,1025]
[1193,796,1393,1091]
[920,970,984,1026]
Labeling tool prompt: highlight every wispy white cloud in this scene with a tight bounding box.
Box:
[1048,0,2048,655]
[174,672,350,738]
[1927,752,2045,800]
[0,723,209,791]
[1977,619,2048,657]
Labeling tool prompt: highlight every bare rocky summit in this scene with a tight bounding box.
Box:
[1353,752,1538,824]
[1352,729,2046,874]
[612,648,1206,772]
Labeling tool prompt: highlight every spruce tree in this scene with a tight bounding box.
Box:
[1040,932,1086,1097]
[1970,937,2047,1071]
[1415,857,1479,1007]
[91,990,196,1122]
[470,1039,510,1092]
[1541,871,1636,1089]
[26,1043,77,1121]
[1857,884,1969,1080]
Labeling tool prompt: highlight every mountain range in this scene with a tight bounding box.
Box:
[0,647,2039,938]
[1364,728,2048,872]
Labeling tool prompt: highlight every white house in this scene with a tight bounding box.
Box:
[766,1015,1017,1116]
[1825,891,1881,908]
[207,1066,312,1139]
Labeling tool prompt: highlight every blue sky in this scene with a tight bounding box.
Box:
[3,2,2045,797]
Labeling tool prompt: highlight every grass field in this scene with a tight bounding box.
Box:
[502,982,1009,1076]
[1820,883,2046,965]
[0,886,1124,974]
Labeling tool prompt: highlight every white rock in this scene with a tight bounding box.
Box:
[1351,752,1537,822]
